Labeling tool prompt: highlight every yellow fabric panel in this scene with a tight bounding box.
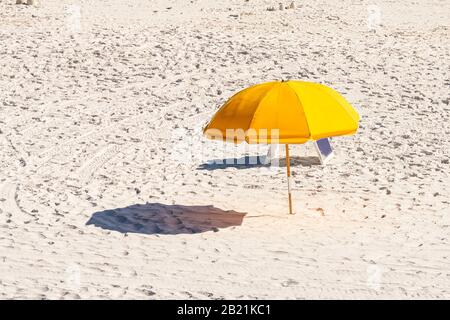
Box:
[316,84,360,123]
[286,81,359,140]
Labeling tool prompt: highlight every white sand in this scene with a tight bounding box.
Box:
[0,0,449,299]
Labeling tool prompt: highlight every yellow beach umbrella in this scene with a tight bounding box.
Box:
[203,80,359,214]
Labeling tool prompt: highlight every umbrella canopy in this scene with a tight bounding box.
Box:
[204,80,359,144]
[203,80,359,214]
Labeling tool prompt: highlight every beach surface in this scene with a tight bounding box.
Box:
[0,0,449,299]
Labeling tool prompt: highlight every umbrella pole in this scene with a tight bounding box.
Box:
[285,144,293,214]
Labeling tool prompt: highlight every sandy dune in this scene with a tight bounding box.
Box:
[0,0,449,299]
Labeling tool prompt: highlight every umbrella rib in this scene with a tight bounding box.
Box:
[286,81,312,140]
[246,83,279,140]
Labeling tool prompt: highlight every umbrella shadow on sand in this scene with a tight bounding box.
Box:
[86,203,246,235]
[197,155,321,170]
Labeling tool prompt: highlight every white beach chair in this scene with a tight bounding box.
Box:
[314,138,334,165]
[263,144,281,165]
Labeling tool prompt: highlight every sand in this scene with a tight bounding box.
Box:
[0,0,449,299]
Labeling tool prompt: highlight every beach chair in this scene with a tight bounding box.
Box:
[314,138,334,165]
[264,144,281,165]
